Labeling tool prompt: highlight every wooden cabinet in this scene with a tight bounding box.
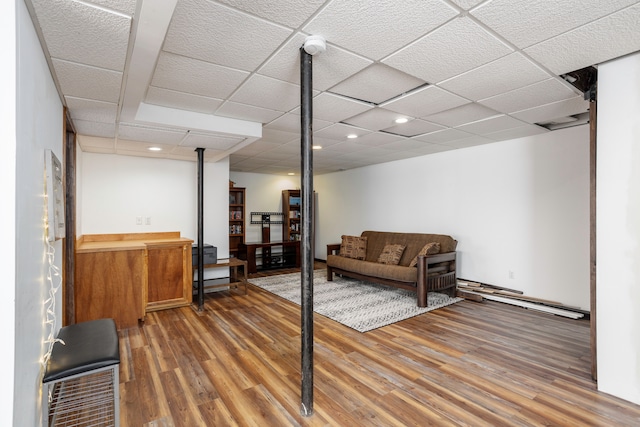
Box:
[229,187,246,257]
[75,232,193,329]
[282,189,301,241]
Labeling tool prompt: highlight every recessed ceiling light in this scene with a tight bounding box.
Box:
[148,146,162,151]
[312,145,322,150]
[347,134,358,139]
[288,172,295,176]
[395,117,409,124]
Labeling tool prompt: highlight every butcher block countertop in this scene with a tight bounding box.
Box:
[76,231,193,253]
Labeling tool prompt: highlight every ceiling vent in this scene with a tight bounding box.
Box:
[537,112,590,130]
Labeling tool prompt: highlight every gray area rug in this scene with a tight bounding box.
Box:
[249,269,463,332]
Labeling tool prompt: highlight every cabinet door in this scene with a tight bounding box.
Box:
[75,249,145,329]
[146,243,192,311]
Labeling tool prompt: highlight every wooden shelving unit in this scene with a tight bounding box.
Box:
[282,189,301,241]
[229,187,245,258]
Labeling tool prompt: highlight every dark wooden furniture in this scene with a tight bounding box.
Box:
[282,189,301,241]
[237,241,301,274]
[229,187,245,258]
[326,231,457,307]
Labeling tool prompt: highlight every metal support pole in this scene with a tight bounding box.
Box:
[300,46,314,417]
[196,147,205,311]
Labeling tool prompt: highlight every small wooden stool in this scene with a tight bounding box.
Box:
[42,318,120,427]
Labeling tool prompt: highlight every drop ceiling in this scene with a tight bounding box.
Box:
[25,0,640,175]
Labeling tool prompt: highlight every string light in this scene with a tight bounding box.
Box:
[41,173,64,368]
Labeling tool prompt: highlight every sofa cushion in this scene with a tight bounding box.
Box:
[409,242,441,267]
[327,254,418,283]
[360,231,457,266]
[339,235,367,260]
[377,244,406,265]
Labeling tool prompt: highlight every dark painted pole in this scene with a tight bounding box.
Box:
[196,147,205,311]
[300,46,314,417]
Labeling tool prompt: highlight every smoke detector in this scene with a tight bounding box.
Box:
[303,35,326,55]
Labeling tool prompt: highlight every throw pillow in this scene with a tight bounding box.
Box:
[377,244,406,265]
[409,242,441,267]
[339,235,367,260]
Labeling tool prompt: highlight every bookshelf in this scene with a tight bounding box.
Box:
[229,187,245,257]
[282,189,301,241]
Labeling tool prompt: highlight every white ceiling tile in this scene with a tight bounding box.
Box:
[524,3,640,75]
[448,135,495,148]
[382,119,445,137]
[84,0,137,15]
[381,85,470,118]
[472,0,639,49]
[267,141,301,156]
[264,112,332,133]
[424,103,500,127]
[31,0,131,70]
[456,115,527,135]
[118,123,187,144]
[180,132,244,150]
[449,0,484,9]
[383,17,513,83]
[342,108,409,132]
[230,74,311,112]
[323,140,370,153]
[52,59,122,103]
[512,96,590,124]
[407,142,456,155]
[306,93,373,123]
[260,128,298,145]
[352,132,405,147]
[216,101,284,124]
[438,53,551,100]
[215,0,324,27]
[479,79,579,114]
[377,139,434,152]
[146,86,224,114]
[314,124,371,141]
[329,64,426,104]
[73,119,116,138]
[485,124,550,141]
[77,135,115,150]
[151,52,249,99]
[163,0,293,71]
[303,0,458,60]
[411,128,474,144]
[65,96,117,124]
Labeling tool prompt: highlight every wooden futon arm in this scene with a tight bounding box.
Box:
[327,243,341,255]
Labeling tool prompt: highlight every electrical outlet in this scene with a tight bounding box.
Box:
[509,270,515,280]
[136,216,142,225]
[145,217,151,225]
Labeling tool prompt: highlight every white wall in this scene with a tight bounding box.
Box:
[80,152,230,278]
[237,127,590,309]
[596,51,640,404]
[229,172,300,243]
[14,1,65,425]
[2,1,16,425]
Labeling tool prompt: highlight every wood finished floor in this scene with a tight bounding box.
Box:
[119,264,640,426]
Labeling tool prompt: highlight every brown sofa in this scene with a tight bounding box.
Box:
[326,231,457,307]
